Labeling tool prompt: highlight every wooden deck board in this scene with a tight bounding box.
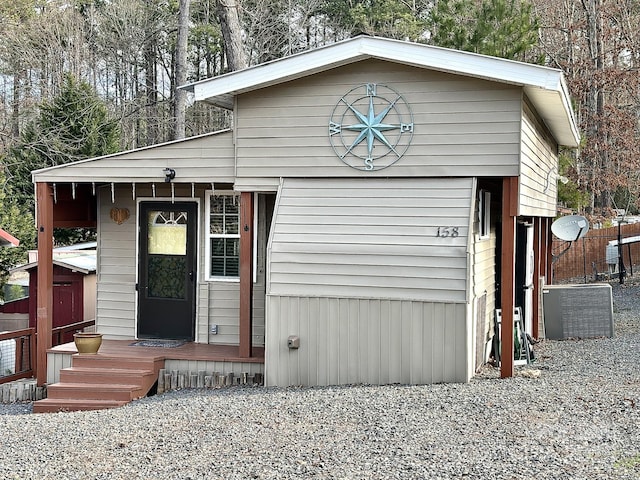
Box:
[48,340,265,364]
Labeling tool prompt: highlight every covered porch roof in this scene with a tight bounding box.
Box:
[31,129,234,184]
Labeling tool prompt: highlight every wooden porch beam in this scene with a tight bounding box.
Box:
[239,192,254,358]
[36,182,54,386]
[500,177,518,379]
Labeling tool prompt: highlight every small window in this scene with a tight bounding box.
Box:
[206,192,240,279]
[479,190,491,239]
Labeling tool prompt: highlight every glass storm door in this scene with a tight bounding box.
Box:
[137,202,197,340]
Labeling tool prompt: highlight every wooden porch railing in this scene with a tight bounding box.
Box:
[0,328,36,385]
[51,319,96,347]
[0,320,95,385]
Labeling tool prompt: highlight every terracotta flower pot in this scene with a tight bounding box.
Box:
[73,333,103,355]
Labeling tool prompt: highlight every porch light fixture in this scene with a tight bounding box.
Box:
[163,168,176,182]
[544,166,569,193]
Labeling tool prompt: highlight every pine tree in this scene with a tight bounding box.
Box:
[5,74,120,209]
[429,0,540,61]
[0,170,34,300]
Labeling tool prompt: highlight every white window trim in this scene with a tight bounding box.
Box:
[204,190,258,282]
[479,190,491,240]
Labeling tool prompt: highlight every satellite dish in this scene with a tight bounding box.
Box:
[551,215,589,241]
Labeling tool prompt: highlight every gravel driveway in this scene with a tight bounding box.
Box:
[1,282,639,479]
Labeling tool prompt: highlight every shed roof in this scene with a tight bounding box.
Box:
[0,228,19,247]
[11,251,96,275]
[183,35,579,147]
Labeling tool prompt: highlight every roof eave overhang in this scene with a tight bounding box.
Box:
[183,36,580,147]
[0,229,19,247]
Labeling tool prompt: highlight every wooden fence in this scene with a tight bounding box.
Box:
[552,223,640,282]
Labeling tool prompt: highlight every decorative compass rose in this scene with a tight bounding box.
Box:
[328,83,414,171]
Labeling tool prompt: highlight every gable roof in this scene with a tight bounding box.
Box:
[183,35,579,147]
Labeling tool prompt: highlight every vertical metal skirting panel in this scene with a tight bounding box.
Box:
[265,295,467,387]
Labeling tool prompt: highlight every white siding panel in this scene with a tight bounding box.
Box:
[265,295,468,386]
[520,100,559,217]
[268,177,473,303]
[47,352,73,384]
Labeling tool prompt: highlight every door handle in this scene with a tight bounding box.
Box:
[189,271,194,282]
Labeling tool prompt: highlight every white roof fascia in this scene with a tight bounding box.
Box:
[182,36,579,147]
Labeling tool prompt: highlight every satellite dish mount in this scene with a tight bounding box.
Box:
[551,215,589,263]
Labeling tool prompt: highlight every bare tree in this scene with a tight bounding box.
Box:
[217,0,248,71]
[173,0,191,140]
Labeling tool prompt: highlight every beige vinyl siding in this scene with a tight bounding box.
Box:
[470,227,497,370]
[96,186,137,339]
[265,296,468,386]
[519,99,559,217]
[33,130,235,183]
[196,284,209,343]
[205,194,269,347]
[268,177,473,303]
[234,177,281,192]
[83,274,97,321]
[206,280,264,347]
[235,60,521,179]
[95,185,267,345]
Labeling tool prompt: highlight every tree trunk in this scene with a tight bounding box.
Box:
[173,0,191,141]
[217,0,247,71]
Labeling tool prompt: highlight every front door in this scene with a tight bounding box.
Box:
[137,201,197,340]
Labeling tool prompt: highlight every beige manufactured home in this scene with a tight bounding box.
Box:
[32,36,579,388]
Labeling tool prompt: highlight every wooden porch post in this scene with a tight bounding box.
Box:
[500,177,517,379]
[540,217,548,283]
[545,218,554,285]
[239,192,254,358]
[36,182,54,386]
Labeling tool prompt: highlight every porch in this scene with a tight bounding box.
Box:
[35,340,264,413]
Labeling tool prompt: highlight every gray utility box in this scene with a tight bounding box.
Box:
[542,284,614,340]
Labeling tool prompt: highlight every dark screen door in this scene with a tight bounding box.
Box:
[138,201,197,340]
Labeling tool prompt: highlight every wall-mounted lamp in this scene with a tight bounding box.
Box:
[163,168,176,183]
[544,167,569,193]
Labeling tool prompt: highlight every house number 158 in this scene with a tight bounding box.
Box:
[436,227,459,238]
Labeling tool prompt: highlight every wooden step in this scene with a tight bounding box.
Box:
[46,382,143,401]
[33,398,128,414]
[71,354,163,371]
[60,366,156,387]
[33,351,166,413]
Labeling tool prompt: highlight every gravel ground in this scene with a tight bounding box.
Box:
[1,282,639,479]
